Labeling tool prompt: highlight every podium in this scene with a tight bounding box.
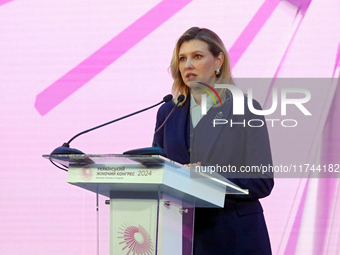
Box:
[44,154,248,255]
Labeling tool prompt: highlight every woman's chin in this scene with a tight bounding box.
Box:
[187,79,199,87]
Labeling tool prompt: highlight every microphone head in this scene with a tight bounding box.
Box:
[177,94,185,103]
[163,94,173,102]
[51,145,84,155]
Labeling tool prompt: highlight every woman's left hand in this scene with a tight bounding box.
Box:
[184,161,202,167]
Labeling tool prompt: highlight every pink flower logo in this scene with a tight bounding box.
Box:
[118,223,154,255]
[79,167,93,181]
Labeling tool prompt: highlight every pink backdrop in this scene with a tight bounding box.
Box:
[1,0,339,254]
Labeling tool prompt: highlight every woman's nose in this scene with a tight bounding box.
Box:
[185,58,193,69]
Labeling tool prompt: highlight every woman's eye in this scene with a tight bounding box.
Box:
[179,57,186,61]
[195,55,202,59]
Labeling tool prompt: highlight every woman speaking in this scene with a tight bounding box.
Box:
[154,27,274,255]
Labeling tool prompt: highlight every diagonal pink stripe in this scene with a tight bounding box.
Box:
[313,179,337,255]
[285,0,312,15]
[332,43,340,77]
[229,0,280,69]
[262,2,312,108]
[283,179,310,255]
[262,0,312,108]
[263,17,304,108]
[0,0,14,6]
[35,0,192,116]
[313,78,340,255]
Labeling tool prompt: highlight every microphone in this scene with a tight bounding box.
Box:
[124,94,185,155]
[51,94,173,155]
[154,94,184,133]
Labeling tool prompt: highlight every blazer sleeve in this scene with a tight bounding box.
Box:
[228,99,274,200]
[153,101,174,148]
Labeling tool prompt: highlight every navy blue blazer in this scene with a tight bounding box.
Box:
[154,94,274,255]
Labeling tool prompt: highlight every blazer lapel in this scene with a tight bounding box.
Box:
[192,99,233,163]
[166,99,191,161]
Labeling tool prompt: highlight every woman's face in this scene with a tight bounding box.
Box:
[178,39,223,87]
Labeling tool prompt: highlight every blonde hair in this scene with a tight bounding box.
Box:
[170,27,234,105]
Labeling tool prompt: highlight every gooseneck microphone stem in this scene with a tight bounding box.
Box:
[50,94,173,155]
[66,99,169,147]
[154,94,185,134]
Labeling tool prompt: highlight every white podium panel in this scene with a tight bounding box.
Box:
[110,198,158,255]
